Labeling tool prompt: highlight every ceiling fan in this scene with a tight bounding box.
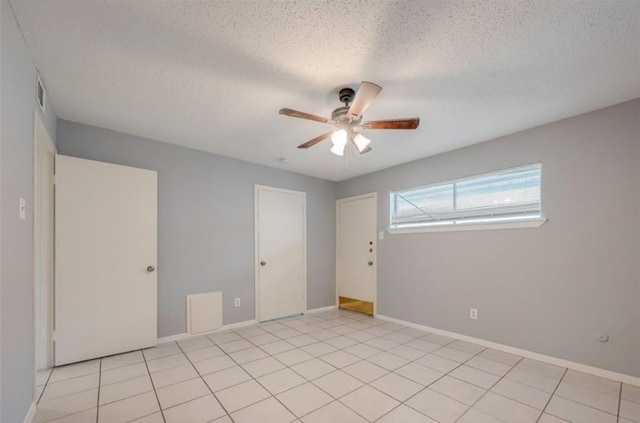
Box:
[279,82,419,156]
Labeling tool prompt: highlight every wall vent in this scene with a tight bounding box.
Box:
[36,74,46,112]
[186,292,222,335]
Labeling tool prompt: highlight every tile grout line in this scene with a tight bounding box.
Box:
[535,367,568,423]
[617,382,622,423]
[36,367,54,404]
[96,358,102,423]
[142,347,168,423]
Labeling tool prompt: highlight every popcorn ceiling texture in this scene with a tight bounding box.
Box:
[10,0,640,181]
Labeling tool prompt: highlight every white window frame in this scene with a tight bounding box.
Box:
[388,163,547,234]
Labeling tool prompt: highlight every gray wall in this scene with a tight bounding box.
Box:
[337,99,640,377]
[1,0,58,421]
[56,120,336,338]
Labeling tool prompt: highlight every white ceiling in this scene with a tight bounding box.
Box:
[11,0,640,181]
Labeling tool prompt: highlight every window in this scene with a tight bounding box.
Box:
[390,163,542,230]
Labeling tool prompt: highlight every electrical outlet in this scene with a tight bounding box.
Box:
[469,308,478,320]
[234,298,241,308]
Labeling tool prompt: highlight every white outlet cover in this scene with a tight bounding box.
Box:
[470,308,478,320]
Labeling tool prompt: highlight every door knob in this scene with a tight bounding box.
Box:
[147,265,155,272]
[260,261,266,266]
[368,261,373,266]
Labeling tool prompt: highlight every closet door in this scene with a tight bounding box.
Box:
[255,185,307,322]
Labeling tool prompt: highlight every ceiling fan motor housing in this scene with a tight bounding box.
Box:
[334,87,362,124]
[338,87,355,105]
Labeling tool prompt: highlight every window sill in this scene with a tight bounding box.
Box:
[388,218,547,234]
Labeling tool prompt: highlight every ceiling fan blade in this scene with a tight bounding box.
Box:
[360,145,372,154]
[279,108,329,124]
[347,81,382,119]
[362,118,420,130]
[297,131,334,149]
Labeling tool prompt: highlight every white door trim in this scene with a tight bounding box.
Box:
[254,184,308,322]
[32,111,56,391]
[34,111,56,155]
[336,192,378,314]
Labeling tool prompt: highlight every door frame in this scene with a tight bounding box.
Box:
[254,184,308,322]
[336,192,378,315]
[33,111,56,379]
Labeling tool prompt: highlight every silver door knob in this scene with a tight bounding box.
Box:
[260,261,266,266]
[147,265,155,272]
[368,261,373,266]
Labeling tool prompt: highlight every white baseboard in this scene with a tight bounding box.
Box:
[23,401,36,423]
[157,319,256,344]
[306,305,337,314]
[376,314,640,387]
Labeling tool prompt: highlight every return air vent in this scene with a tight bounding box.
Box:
[186,292,222,335]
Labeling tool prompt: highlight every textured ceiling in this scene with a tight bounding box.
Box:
[10,0,640,181]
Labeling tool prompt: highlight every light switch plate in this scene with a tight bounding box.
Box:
[19,198,26,220]
[378,231,384,240]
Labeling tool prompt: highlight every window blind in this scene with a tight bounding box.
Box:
[391,164,542,228]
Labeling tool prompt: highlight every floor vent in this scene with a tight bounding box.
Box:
[186,292,222,335]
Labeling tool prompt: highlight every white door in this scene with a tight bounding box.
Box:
[55,155,158,365]
[336,193,377,314]
[255,185,306,322]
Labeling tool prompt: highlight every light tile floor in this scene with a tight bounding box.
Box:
[33,309,640,423]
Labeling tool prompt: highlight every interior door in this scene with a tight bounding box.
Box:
[55,155,157,365]
[337,193,377,315]
[255,185,306,322]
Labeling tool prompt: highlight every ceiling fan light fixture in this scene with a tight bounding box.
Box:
[353,133,371,153]
[330,129,347,156]
[331,129,347,145]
